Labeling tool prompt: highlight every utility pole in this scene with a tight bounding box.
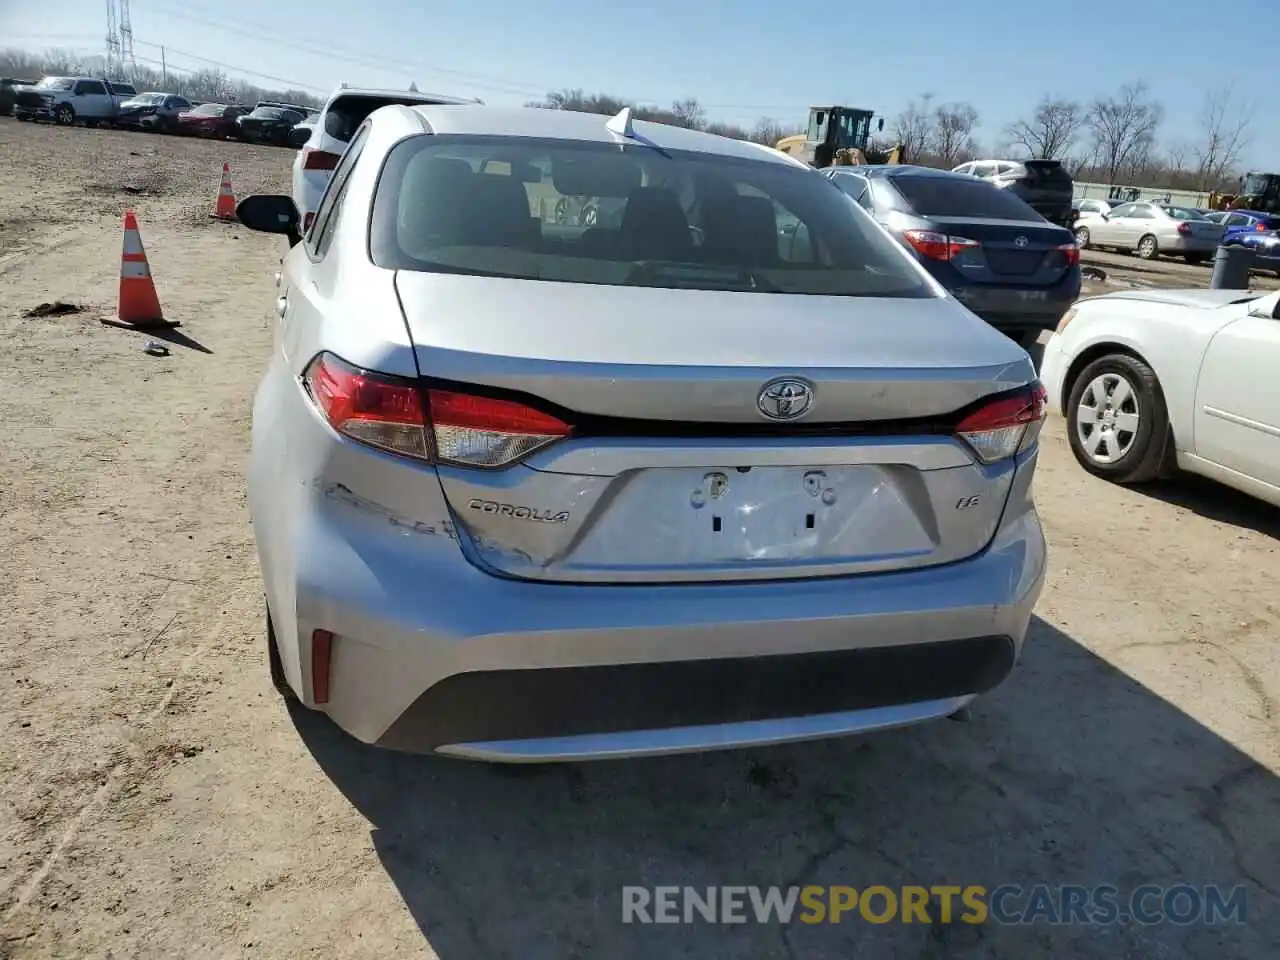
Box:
[119,0,136,74]
[161,47,167,86]
[105,0,121,77]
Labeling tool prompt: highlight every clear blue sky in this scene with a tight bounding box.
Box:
[2,0,1277,165]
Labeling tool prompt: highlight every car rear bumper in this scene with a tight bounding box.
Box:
[1162,236,1218,254]
[260,454,1046,761]
[950,279,1080,342]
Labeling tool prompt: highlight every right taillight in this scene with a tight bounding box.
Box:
[302,148,341,170]
[302,353,571,468]
[955,382,1047,464]
[903,229,980,261]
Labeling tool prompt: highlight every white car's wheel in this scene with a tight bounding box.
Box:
[1137,234,1158,260]
[1066,353,1167,484]
[1074,227,1090,249]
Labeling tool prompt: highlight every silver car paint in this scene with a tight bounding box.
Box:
[253,104,1047,759]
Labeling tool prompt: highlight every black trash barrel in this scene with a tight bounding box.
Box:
[1210,244,1254,289]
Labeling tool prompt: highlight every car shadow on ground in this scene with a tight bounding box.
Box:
[290,617,1279,959]
[1138,474,1280,539]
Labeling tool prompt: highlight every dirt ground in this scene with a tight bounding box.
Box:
[0,117,1276,960]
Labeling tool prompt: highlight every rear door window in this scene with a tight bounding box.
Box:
[892,176,1041,221]
[77,81,107,96]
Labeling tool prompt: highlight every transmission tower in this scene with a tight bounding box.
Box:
[119,0,136,73]
[105,0,122,77]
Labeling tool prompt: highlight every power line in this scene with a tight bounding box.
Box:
[130,39,325,92]
[133,0,807,114]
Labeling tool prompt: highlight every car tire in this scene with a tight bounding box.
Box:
[1066,353,1168,484]
[55,103,75,126]
[1136,234,1158,260]
[266,603,298,701]
[1074,227,1090,249]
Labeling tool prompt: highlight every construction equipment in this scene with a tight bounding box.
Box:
[775,106,906,168]
[1208,172,1280,214]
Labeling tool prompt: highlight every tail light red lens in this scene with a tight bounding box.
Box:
[903,230,981,261]
[302,148,341,171]
[1057,242,1081,266]
[955,382,1047,464]
[302,353,572,467]
[1176,222,1192,236]
[1258,222,1267,232]
[426,389,571,466]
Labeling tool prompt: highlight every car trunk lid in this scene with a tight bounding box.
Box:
[921,217,1075,285]
[396,273,1036,584]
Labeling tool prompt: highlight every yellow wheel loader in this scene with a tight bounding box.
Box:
[774,106,907,168]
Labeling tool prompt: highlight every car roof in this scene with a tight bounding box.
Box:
[835,164,975,181]
[401,105,802,166]
[326,86,479,107]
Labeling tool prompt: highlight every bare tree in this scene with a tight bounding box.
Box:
[932,101,979,167]
[669,97,706,130]
[1192,85,1252,191]
[1006,96,1081,159]
[893,94,936,163]
[1086,82,1163,184]
[750,117,802,147]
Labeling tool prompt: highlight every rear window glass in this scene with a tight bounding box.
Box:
[892,176,1042,221]
[325,95,435,143]
[371,135,933,298]
[1162,206,1205,220]
[190,103,225,116]
[111,83,136,96]
[1022,161,1072,186]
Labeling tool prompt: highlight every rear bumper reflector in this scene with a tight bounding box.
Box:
[311,629,333,704]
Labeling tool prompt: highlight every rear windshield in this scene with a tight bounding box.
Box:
[111,83,137,96]
[130,93,166,104]
[325,95,436,143]
[189,103,225,116]
[1162,206,1205,220]
[1022,161,1072,186]
[370,136,933,298]
[892,176,1042,221]
[252,108,294,120]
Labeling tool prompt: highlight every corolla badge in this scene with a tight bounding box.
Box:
[757,378,814,421]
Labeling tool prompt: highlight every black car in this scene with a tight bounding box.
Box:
[236,106,306,145]
[1,77,38,116]
[827,165,1081,348]
[953,159,1076,227]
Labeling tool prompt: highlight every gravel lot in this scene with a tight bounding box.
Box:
[0,117,1276,960]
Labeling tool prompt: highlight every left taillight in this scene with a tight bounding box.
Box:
[955,382,1048,464]
[302,148,341,170]
[903,229,981,261]
[302,353,572,468]
[1057,242,1081,266]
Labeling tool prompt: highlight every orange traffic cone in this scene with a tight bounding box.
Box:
[213,163,236,220]
[113,210,174,329]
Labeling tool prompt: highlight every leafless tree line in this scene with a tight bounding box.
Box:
[3,45,1259,192]
[0,47,320,111]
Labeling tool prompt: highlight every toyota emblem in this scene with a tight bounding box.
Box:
[757,378,814,421]
[1014,235,1030,248]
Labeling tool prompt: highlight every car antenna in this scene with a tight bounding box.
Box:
[606,106,635,140]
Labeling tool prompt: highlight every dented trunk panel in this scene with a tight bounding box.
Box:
[437,437,1017,584]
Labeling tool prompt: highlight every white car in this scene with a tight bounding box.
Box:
[1072,201,1225,264]
[1041,288,1280,506]
[291,86,480,230]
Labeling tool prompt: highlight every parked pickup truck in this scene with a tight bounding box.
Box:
[12,77,139,126]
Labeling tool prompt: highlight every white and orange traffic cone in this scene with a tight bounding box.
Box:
[213,163,237,220]
[114,210,174,329]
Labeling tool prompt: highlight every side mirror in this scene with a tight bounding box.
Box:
[288,126,312,148]
[237,195,302,247]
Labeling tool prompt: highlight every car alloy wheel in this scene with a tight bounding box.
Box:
[1075,372,1140,465]
[1074,227,1090,249]
[56,104,74,126]
[1137,235,1158,259]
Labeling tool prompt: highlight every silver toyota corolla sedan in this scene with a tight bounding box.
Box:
[235,103,1047,762]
